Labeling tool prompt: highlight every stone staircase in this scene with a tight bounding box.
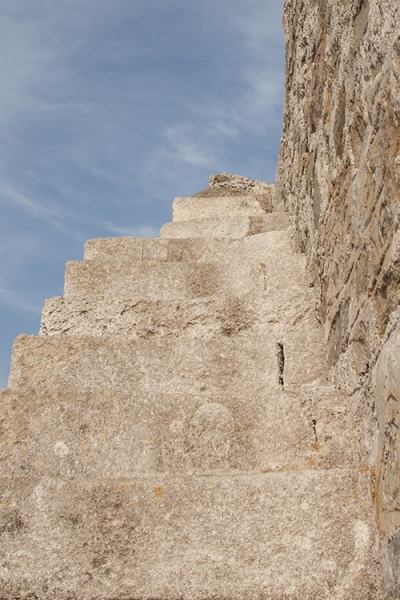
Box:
[0,177,380,598]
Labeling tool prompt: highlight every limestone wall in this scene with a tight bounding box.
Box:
[276,0,400,593]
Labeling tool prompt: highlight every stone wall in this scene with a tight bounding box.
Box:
[276,0,400,593]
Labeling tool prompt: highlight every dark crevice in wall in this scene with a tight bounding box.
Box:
[312,419,318,442]
[277,343,285,387]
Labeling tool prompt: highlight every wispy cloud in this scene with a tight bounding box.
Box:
[102,222,160,238]
[0,186,65,226]
[0,286,40,313]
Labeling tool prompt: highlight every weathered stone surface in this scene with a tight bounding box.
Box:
[0,471,377,599]
[63,253,301,303]
[0,386,356,479]
[277,0,400,369]
[0,0,395,587]
[209,172,273,194]
[43,230,321,347]
[39,290,317,340]
[372,321,400,543]
[172,194,270,221]
[8,331,327,393]
[160,213,290,239]
[1,164,383,595]
[83,232,291,262]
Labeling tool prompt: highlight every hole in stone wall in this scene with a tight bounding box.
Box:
[277,343,285,387]
[312,419,318,442]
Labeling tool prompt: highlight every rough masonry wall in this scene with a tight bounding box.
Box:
[276,0,400,593]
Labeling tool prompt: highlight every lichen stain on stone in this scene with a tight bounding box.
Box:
[153,486,165,500]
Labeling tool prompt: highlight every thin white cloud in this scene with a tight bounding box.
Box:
[0,286,41,313]
[226,0,284,48]
[103,222,160,237]
[148,71,283,186]
[0,185,88,246]
[242,71,285,121]
[141,1,284,185]
[0,186,63,224]
[0,17,47,114]
[163,123,218,168]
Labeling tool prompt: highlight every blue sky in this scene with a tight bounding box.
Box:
[0,0,285,387]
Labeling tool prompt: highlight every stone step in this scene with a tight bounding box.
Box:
[63,249,306,303]
[84,229,291,262]
[8,332,328,393]
[0,385,356,480]
[39,289,317,339]
[171,194,271,221]
[0,470,377,598]
[160,213,290,239]
[64,260,228,301]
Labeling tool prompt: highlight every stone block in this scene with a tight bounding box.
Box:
[283,327,329,388]
[0,471,377,599]
[64,260,228,301]
[9,326,331,393]
[39,288,317,339]
[84,230,293,263]
[172,194,268,221]
[64,242,306,306]
[8,334,281,394]
[160,213,290,239]
[0,386,354,479]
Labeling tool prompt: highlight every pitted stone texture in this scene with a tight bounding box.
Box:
[9,332,327,394]
[84,230,292,263]
[160,213,290,239]
[8,334,279,394]
[64,260,229,301]
[0,471,378,599]
[63,252,303,303]
[208,172,273,194]
[39,289,318,339]
[0,386,355,480]
[172,194,270,221]
[84,236,230,263]
[193,185,274,213]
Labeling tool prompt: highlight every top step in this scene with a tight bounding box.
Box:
[162,175,287,239]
